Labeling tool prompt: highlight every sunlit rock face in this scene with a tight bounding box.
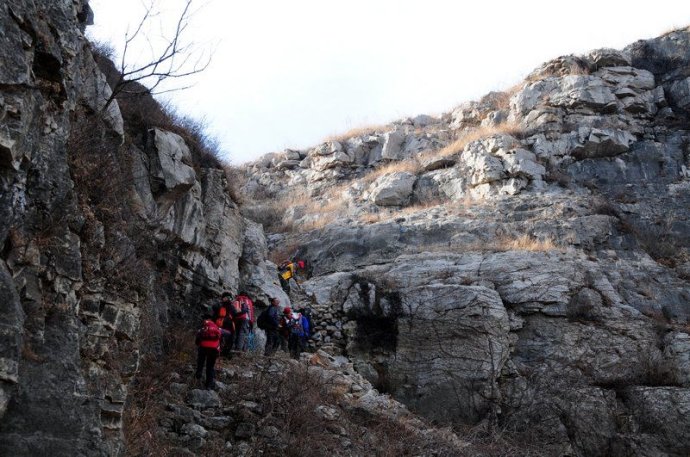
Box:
[241,27,690,457]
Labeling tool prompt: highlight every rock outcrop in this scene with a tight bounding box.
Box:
[241,27,690,457]
[0,1,281,455]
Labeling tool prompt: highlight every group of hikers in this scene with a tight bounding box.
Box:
[195,259,311,389]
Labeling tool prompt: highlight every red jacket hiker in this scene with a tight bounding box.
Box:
[195,318,222,389]
[196,319,222,350]
[232,294,255,352]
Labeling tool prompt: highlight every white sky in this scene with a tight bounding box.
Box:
[87,0,688,164]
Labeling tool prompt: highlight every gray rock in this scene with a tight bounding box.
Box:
[186,389,221,409]
[257,425,280,438]
[588,48,631,67]
[381,131,405,160]
[368,172,417,206]
[668,77,690,110]
[169,383,188,396]
[549,75,618,111]
[571,128,636,159]
[234,422,256,440]
[625,387,690,453]
[149,128,197,199]
[314,405,340,421]
[181,423,208,439]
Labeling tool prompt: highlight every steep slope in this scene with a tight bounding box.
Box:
[242,30,690,456]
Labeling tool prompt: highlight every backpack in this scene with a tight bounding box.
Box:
[197,320,221,348]
[215,305,227,328]
[257,308,271,330]
[234,296,254,322]
[279,261,294,281]
[298,307,314,337]
[287,314,305,337]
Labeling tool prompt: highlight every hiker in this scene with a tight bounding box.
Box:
[278,307,291,352]
[280,307,310,359]
[213,292,235,356]
[232,292,255,352]
[278,259,306,294]
[194,315,223,389]
[257,297,282,356]
[295,305,315,339]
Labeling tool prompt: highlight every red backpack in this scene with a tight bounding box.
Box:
[196,320,221,349]
[215,305,227,328]
[234,295,255,322]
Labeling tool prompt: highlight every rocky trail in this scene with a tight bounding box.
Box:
[134,348,471,457]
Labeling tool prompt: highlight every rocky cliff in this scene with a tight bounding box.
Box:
[241,29,690,456]
[0,1,283,455]
[2,0,690,455]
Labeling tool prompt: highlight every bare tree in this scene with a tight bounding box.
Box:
[102,0,212,112]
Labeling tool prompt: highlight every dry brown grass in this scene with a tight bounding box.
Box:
[249,184,350,233]
[485,84,523,112]
[493,234,558,252]
[408,233,558,256]
[362,159,422,185]
[324,123,390,143]
[358,199,446,225]
[359,212,384,224]
[300,212,339,231]
[427,122,523,159]
[300,187,350,231]
[212,356,467,457]
[661,25,689,36]
[124,327,195,457]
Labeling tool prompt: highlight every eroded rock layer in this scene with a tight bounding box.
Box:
[242,29,690,457]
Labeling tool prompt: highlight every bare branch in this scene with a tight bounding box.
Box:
[101,0,213,114]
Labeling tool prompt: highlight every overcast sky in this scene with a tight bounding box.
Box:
[87,0,688,164]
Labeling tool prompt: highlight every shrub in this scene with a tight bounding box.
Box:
[89,40,229,174]
[123,327,195,456]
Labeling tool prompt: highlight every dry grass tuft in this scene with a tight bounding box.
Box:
[300,212,340,232]
[255,185,350,233]
[359,212,384,224]
[494,234,558,252]
[362,159,422,185]
[123,327,195,456]
[358,200,446,225]
[324,124,390,143]
[428,122,523,159]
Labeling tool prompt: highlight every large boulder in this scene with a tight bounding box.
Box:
[668,77,690,110]
[548,75,618,112]
[368,172,417,207]
[571,128,636,159]
[380,131,405,160]
[148,128,197,202]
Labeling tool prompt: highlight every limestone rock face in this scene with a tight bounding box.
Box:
[368,172,417,206]
[237,27,690,457]
[0,2,282,455]
[149,128,197,200]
